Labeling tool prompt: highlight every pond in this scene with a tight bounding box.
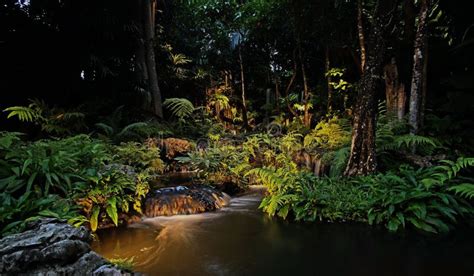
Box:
[92,188,474,276]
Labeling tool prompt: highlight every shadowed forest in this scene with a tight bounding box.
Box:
[1,0,474,274]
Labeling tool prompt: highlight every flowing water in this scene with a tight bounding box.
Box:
[92,187,474,276]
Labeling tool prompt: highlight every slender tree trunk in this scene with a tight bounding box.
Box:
[298,42,311,127]
[285,50,298,118]
[357,0,367,73]
[409,0,430,135]
[274,73,280,112]
[136,0,149,110]
[344,0,398,176]
[420,36,428,128]
[326,46,333,113]
[384,57,406,119]
[143,0,163,118]
[238,45,249,130]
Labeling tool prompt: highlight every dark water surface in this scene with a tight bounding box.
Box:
[92,191,474,276]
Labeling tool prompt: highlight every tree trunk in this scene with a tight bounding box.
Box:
[274,73,280,112]
[135,0,149,110]
[238,45,249,130]
[298,42,311,127]
[326,46,333,113]
[285,51,298,118]
[143,0,163,118]
[344,0,398,176]
[420,36,428,128]
[357,0,367,73]
[383,57,406,119]
[409,0,430,135]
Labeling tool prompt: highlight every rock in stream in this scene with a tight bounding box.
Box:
[0,218,129,275]
[144,185,231,217]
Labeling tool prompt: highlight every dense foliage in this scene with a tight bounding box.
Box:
[0,0,473,239]
[0,132,163,235]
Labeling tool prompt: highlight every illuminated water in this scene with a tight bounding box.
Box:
[92,188,474,275]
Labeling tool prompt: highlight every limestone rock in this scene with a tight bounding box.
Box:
[0,218,130,275]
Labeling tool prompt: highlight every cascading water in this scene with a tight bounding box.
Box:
[144,185,231,217]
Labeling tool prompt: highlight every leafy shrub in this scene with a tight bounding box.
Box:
[74,166,150,231]
[304,116,350,151]
[0,132,159,233]
[0,192,84,236]
[114,142,165,173]
[248,167,370,221]
[365,165,472,233]
[250,158,474,234]
[4,99,86,136]
[0,134,108,197]
[94,106,160,143]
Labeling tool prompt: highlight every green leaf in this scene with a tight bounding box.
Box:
[277,204,290,219]
[90,206,100,232]
[106,197,119,226]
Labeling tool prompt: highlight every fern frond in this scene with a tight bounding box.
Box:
[448,184,474,200]
[3,106,40,122]
[62,112,85,120]
[117,122,149,138]
[95,123,114,137]
[246,167,284,190]
[329,146,350,177]
[395,135,437,149]
[163,98,195,119]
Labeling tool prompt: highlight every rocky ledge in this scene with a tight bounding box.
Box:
[0,218,129,275]
[144,185,231,217]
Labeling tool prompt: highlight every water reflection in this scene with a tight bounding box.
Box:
[92,190,474,276]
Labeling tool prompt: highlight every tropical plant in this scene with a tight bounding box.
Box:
[113,142,165,173]
[0,134,108,197]
[0,192,85,236]
[304,116,351,151]
[94,106,150,143]
[365,164,473,233]
[4,99,86,135]
[75,166,150,232]
[163,98,196,120]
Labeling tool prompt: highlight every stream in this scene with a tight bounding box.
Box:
[92,186,474,276]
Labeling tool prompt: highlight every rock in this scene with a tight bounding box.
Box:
[144,185,230,217]
[0,218,130,275]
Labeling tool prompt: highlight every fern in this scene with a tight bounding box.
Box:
[329,146,350,177]
[421,157,474,187]
[448,184,474,199]
[396,135,437,149]
[246,167,284,191]
[164,98,195,120]
[117,122,149,138]
[95,123,114,137]
[4,106,41,122]
[4,99,85,135]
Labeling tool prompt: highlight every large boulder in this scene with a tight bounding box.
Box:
[0,219,129,275]
[144,185,230,217]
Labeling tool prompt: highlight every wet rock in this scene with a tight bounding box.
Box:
[144,185,230,217]
[0,218,129,275]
